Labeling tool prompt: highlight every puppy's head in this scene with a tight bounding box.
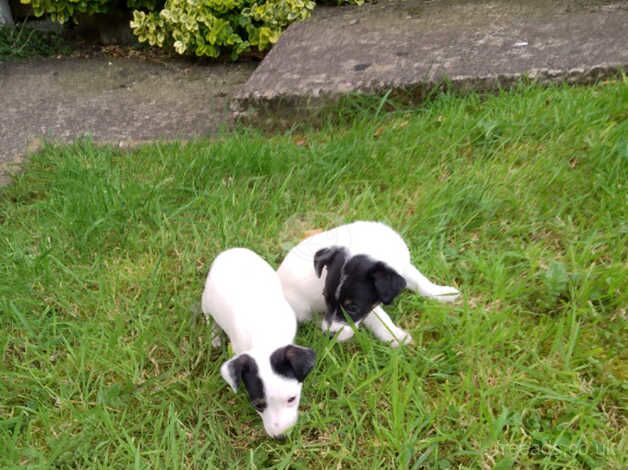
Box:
[314,246,406,340]
[220,345,315,439]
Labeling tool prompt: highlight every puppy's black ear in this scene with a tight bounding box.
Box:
[314,246,345,278]
[369,262,407,305]
[220,354,255,392]
[270,345,316,382]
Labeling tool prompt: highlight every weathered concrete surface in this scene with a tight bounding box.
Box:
[235,0,628,115]
[0,56,255,185]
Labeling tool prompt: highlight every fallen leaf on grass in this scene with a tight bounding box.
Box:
[373,126,385,138]
[294,136,308,146]
[302,228,323,239]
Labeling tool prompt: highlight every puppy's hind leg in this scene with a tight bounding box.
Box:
[198,306,224,349]
[404,265,460,303]
[207,318,224,349]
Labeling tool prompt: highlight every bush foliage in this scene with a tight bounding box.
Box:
[21,0,112,23]
[130,0,315,59]
[20,0,363,59]
[20,0,162,23]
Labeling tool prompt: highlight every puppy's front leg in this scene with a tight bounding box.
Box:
[363,306,412,348]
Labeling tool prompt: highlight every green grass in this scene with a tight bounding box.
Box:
[0,23,70,60]
[1,80,626,469]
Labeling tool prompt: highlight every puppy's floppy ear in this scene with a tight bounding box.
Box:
[220,353,255,392]
[270,345,316,382]
[369,262,407,305]
[314,246,345,278]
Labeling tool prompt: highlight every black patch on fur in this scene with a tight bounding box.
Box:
[369,261,407,305]
[314,246,348,314]
[270,345,316,382]
[228,354,266,410]
[323,254,407,326]
[313,246,347,279]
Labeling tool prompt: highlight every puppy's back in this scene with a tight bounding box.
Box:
[279,221,410,280]
[202,248,296,351]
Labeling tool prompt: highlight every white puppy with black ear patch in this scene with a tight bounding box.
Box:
[202,248,316,440]
[277,221,460,346]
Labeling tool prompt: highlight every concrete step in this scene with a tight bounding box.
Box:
[234,0,628,120]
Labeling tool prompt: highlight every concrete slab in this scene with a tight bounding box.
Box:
[0,56,255,185]
[234,0,628,116]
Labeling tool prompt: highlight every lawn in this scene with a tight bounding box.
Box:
[1,80,626,469]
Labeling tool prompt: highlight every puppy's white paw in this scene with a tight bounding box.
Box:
[389,328,413,348]
[427,285,461,303]
[335,326,355,342]
[321,319,355,342]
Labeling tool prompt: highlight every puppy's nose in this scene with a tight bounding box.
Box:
[273,434,287,442]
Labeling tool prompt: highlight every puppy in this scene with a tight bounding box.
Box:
[202,248,316,439]
[277,221,460,346]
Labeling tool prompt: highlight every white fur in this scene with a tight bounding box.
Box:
[277,221,460,346]
[321,317,358,342]
[202,248,303,438]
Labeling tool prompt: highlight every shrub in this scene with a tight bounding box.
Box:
[19,0,162,23]
[21,0,112,22]
[19,0,364,59]
[130,0,315,59]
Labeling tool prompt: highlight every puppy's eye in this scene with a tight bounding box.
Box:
[287,396,296,404]
[343,303,359,314]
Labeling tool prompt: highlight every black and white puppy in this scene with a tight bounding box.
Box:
[202,248,316,439]
[277,221,460,346]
